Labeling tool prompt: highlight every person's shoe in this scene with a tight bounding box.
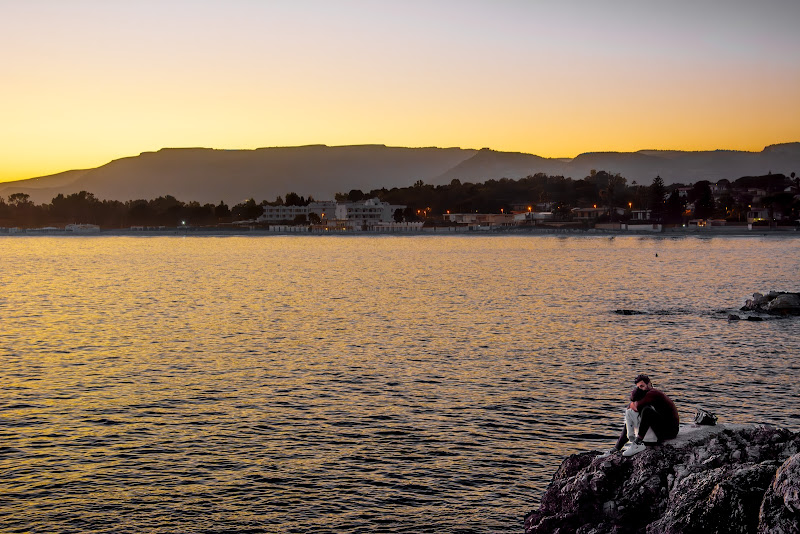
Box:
[622,442,646,457]
[597,447,619,459]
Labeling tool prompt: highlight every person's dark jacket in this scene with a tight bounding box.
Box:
[633,389,680,436]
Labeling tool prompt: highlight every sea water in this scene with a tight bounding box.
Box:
[1,235,798,533]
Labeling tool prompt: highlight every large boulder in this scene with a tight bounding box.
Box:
[524,425,800,534]
[767,293,800,313]
[741,292,800,315]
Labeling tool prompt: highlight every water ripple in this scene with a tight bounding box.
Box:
[0,235,798,533]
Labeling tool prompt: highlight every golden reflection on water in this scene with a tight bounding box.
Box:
[1,235,799,532]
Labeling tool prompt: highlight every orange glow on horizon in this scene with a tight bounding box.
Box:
[1,1,798,184]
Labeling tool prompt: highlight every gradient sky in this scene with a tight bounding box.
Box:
[2,0,799,183]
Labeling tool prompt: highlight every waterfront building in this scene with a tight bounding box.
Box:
[746,207,771,224]
[259,205,309,223]
[572,207,626,220]
[268,225,310,232]
[513,211,554,224]
[257,198,404,226]
[334,198,404,226]
[443,213,514,226]
[571,207,606,220]
[65,224,100,233]
[630,209,652,221]
[307,201,338,222]
[368,221,425,232]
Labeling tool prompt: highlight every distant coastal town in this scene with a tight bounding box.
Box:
[1,171,798,235]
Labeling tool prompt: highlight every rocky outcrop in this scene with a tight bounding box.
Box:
[740,292,800,316]
[759,453,800,533]
[524,425,800,534]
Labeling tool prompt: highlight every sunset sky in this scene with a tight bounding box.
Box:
[2,0,799,183]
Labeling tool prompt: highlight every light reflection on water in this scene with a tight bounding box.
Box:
[1,235,799,533]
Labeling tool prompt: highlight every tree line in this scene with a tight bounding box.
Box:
[1,171,797,228]
[364,171,798,224]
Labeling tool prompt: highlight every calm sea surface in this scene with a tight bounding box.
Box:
[1,235,799,533]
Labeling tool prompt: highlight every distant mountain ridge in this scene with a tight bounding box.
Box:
[437,143,800,186]
[3,143,799,205]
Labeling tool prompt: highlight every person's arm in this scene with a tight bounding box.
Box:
[632,390,659,412]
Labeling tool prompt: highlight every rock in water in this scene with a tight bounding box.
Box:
[523,425,800,534]
[741,292,800,316]
[767,293,800,314]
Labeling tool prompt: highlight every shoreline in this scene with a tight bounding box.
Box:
[525,424,800,533]
[2,227,798,238]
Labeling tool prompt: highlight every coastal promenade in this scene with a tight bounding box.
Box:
[2,226,798,237]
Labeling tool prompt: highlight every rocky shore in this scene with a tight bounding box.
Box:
[524,424,800,534]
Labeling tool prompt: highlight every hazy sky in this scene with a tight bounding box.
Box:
[2,0,799,182]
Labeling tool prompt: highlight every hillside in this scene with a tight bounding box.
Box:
[434,148,562,183]
[2,143,798,205]
[0,145,477,205]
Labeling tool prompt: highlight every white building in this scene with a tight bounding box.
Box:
[307,201,338,222]
[259,205,309,223]
[335,198,403,226]
[257,198,404,226]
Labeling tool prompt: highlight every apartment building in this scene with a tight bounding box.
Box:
[257,198,404,225]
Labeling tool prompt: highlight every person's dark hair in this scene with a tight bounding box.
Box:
[630,387,647,402]
[634,374,651,385]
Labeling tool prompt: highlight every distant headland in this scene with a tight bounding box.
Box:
[0,143,798,233]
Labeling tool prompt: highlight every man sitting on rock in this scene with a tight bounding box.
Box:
[600,374,680,457]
